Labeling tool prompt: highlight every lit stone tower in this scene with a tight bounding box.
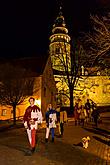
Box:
[49,7,71,72]
[49,7,71,106]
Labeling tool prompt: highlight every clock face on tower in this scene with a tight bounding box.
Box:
[56,17,63,26]
[58,18,63,23]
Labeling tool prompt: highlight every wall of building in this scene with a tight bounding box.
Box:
[82,76,110,106]
[0,58,57,121]
[54,75,110,108]
[41,56,57,117]
[0,76,42,121]
[72,75,110,106]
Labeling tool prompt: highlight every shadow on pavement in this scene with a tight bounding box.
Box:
[93,136,110,146]
[0,124,23,132]
[73,142,83,147]
[7,144,29,153]
[0,125,14,132]
[0,139,30,155]
[82,126,110,138]
[95,127,110,135]
[0,132,107,165]
[0,125,108,164]
[39,140,107,165]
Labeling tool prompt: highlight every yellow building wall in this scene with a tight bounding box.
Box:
[0,76,42,121]
[54,75,110,107]
[41,56,57,117]
[84,76,110,106]
[74,76,110,106]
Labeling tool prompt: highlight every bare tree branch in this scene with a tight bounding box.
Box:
[0,63,35,124]
[81,13,110,74]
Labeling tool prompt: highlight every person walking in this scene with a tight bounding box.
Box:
[90,101,97,122]
[79,105,86,127]
[91,108,100,127]
[85,99,91,121]
[23,97,43,154]
[74,102,80,126]
[57,106,67,137]
[75,99,82,125]
[45,104,57,143]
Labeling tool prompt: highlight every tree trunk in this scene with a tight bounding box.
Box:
[12,104,16,125]
[69,86,74,115]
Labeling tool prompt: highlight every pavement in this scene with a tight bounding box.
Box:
[0,114,110,165]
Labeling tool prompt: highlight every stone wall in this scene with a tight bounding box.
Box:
[41,56,57,117]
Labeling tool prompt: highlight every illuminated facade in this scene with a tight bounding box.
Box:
[49,8,110,107]
[0,56,57,120]
[75,74,110,106]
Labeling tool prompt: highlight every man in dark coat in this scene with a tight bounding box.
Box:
[91,109,99,127]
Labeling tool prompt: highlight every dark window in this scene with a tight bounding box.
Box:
[56,47,60,54]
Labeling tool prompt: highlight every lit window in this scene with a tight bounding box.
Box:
[1,109,7,116]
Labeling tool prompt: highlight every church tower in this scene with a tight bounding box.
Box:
[49,7,71,72]
[49,7,71,106]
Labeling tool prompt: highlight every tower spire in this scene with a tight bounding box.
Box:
[59,6,63,16]
[56,0,63,15]
[52,1,66,31]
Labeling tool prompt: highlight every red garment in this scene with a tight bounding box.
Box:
[31,128,36,148]
[24,105,41,148]
[23,105,40,129]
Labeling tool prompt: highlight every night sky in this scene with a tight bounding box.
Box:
[0,0,110,59]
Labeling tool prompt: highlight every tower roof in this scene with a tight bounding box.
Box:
[52,6,68,34]
[53,7,66,28]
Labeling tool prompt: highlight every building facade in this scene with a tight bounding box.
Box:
[49,8,110,107]
[0,56,57,120]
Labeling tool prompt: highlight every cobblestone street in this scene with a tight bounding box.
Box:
[0,116,110,165]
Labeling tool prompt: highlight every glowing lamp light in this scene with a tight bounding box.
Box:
[35,99,41,108]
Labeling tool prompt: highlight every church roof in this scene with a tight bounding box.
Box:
[0,56,48,77]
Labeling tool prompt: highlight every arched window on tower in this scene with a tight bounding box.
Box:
[56,47,60,54]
